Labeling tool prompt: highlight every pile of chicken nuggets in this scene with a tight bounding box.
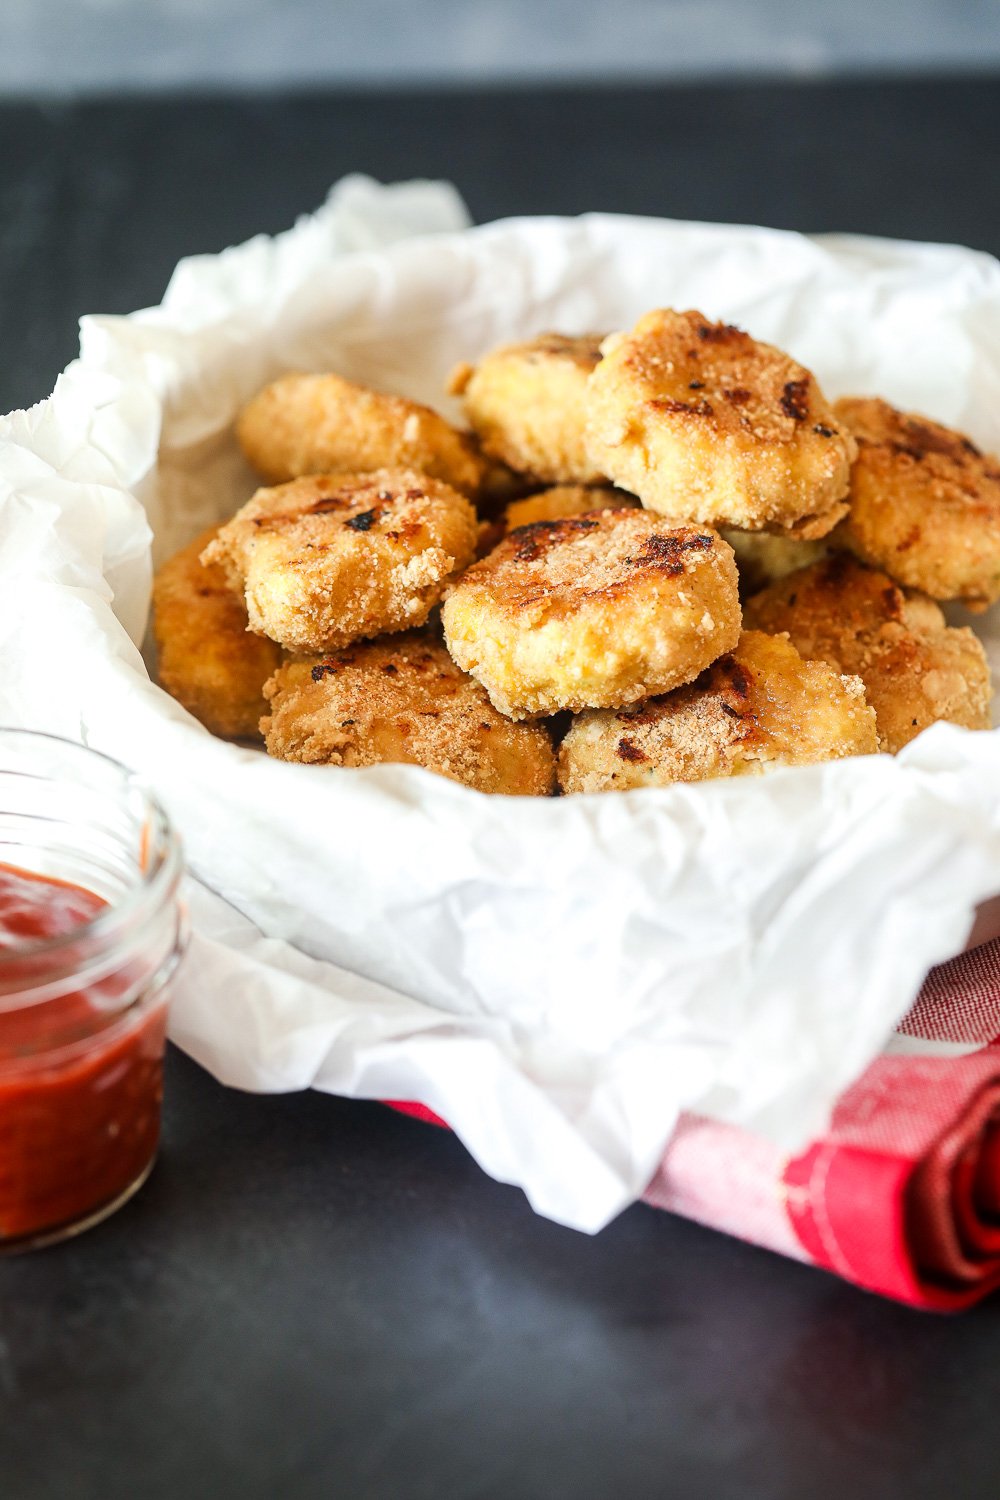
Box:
[152,307,997,795]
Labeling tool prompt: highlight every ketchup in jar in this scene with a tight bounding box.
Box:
[0,732,185,1250]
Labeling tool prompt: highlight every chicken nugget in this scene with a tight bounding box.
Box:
[442,508,741,719]
[152,526,281,740]
[503,485,639,532]
[262,633,556,796]
[202,471,478,654]
[720,528,828,598]
[450,333,607,484]
[585,309,855,537]
[237,373,485,496]
[832,397,1000,610]
[743,554,992,752]
[558,629,877,793]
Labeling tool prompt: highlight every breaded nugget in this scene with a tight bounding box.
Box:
[832,397,1000,610]
[441,508,741,719]
[237,373,485,496]
[202,471,478,654]
[743,554,992,752]
[450,333,607,484]
[262,633,556,796]
[152,526,282,740]
[503,485,638,531]
[558,630,877,793]
[720,529,827,598]
[585,309,855,537]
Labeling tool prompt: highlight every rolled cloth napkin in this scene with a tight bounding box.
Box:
[392,933,1000,1309]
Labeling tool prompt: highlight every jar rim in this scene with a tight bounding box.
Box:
[0,728,183,967]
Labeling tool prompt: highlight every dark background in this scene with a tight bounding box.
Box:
[3,76,1000,1500]
[3,78,1000,417]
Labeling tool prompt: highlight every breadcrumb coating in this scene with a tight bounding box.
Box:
[452,333,607,484]
[262,633,556,795]
[152,525,281,740]
[585,309,855,536]
[201,471,478,654]
[237,372,485,496]
[442,507,741,719]
[743,553,992,752]
[832,396,1000,610]
[503,485,639,531]
[558,629,877,793]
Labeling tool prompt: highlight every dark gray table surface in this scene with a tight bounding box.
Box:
[3,77,1000,1500]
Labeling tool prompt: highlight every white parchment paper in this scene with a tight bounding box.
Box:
[2,175,999,1231]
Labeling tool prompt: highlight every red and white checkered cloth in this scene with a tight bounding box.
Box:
[393,928,1000,1309]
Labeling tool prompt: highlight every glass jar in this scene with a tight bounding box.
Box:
[0,730,186,1251]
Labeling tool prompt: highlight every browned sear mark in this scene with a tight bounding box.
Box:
[649,396,714,418]
[780,380,810,423]
[719,656,752,699]
[895,418,981,463]
[311,661,340,682]
[697,322,741,343]
[511,516,599,562]
[627,532,715,575]
[895,525,923,553]
[616,737,648,763]
[309,496,352,514]
[345,507,381,532]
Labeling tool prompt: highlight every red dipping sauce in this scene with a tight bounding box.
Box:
[0,862,173,1248]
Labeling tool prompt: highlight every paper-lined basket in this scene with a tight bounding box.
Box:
[1,175,998,1232]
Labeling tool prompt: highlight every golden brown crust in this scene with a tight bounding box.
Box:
[202,471,478,654]
[558,629,878,793]
[262,633,556,795]
[503,485,638,531]
[457,333,607,484]
[743,554,992,752]
[237,373,485,496]
[442,508,741,718]
[585,310,855,534]
[833,396,1000,609]
[152,526,281,740]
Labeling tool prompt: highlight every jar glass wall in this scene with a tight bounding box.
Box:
[0,730,185,1251]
